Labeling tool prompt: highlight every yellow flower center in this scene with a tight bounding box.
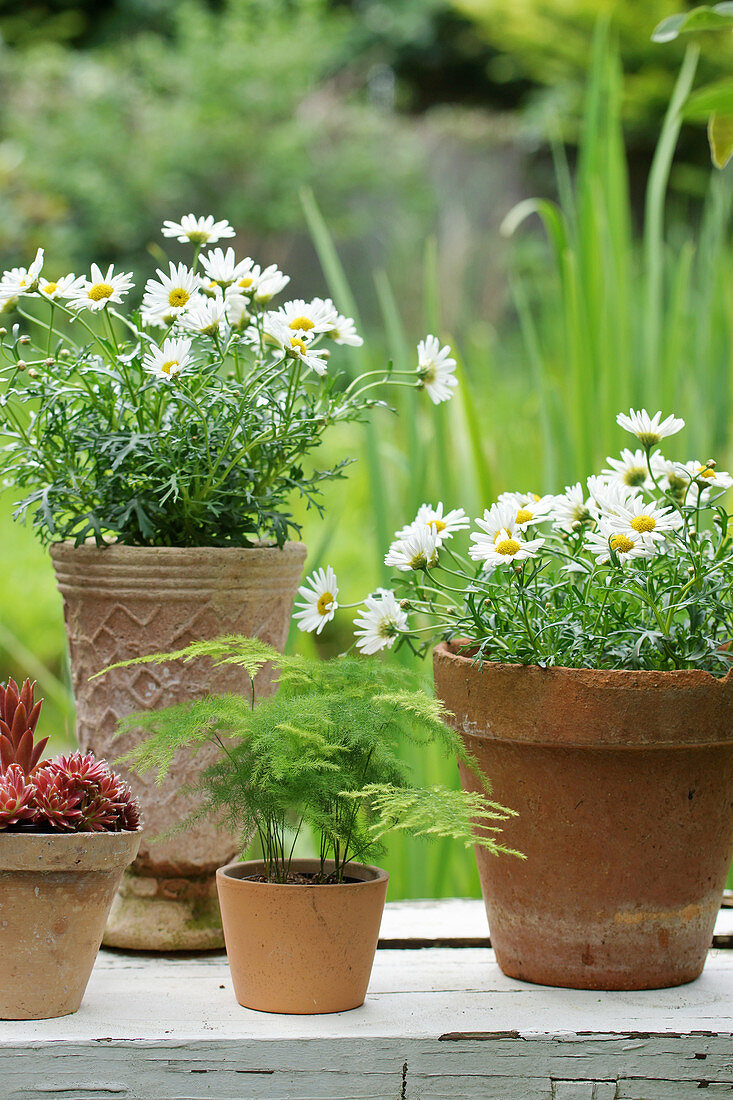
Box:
[186,230,210,244]
[697,466,716,480]
[168,288,190,308]
[630,515,656,534]
[516,508,533,524]
[160,360,178,375]
[316,592,334,615]
[289,336,308,355]
[238,277,254,289]
[88,283,114,302]
[428,518,446,533]
[289,315,315,331]
[495,538,520,556]
[610,534,634,553]
[42,282,58,296]
[624,467,647,487]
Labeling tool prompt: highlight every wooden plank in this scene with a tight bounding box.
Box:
[2,898,731,1099]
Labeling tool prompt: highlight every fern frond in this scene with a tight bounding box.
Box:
[342,784,524,859]
[94,635,282,683]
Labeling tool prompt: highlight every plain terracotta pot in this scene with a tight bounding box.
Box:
[50,541,307,951]
[433,642,733,991]
[216,858,389,1014]
[0,829,141,1019]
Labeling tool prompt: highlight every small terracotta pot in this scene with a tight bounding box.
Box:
[50,541,307,951]
[0,829,141,1019]
[433,642,733,991]
[216,858,389,1014]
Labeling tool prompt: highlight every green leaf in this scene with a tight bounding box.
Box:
[709,112,733,167]
[652,5,733,42]
[684,79,733,119]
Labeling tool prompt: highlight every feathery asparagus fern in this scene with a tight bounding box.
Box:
[111,637,521,882]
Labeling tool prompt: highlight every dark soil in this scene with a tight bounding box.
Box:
[243,871,363,886]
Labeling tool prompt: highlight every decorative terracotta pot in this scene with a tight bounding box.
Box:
[216,858,389,1014]
[433,642,733,991]
[50,541,307,951]
[0,829,141,1019]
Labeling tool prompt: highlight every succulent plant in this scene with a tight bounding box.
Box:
[0,678,48,775]
[0,677,141,833]
[0,763,37,828]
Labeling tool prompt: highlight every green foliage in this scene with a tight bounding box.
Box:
[0,0,431,273]
[0,233,416,547]
[653,4,733,168]
[116,637,519,881]
[452,0,733,136]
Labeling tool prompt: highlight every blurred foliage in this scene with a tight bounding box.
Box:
[0,0,433,276]
[453,0,733,141]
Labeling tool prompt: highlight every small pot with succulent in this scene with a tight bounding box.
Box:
[307,409,733,991]
[112,636,518,1014]
[0,216,457,949]
[0,677,141,1020]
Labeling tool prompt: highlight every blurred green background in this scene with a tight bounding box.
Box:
[1,0,731,897]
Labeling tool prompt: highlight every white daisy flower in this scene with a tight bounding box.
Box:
[142,336,193,382]
[226,259,261,297]
[67,263,134,311]
[468,500,520,563]
[605,495,683,544]
[384,525,439,572]
[663,460,733,504]
[223,287,252,330]
[271,298,338,336]
[586,521,657,564]
[252,264,290,303]
[354,589,409,655]
[474,528,545,569]
[142,262,200,324]
[198,247,252,291]
[178,293,227,337]
[550,483,595,534]
[261,315,328,376]
[38,273,81,301]
[396,502,470,545]
[316,300,363,346]
[293,566,339,635]
[0,248,45,297]
[602,448,655,491]
[416,334,458,405]
[497,491,555,531]
[586,475,641,515]
[161,214,235,246]
[616,408,685,448]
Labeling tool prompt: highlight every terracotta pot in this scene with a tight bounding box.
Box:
[0,829,140,1019]
[216,858,389,1014]
[433,642,733,991]
[50,541,307,951]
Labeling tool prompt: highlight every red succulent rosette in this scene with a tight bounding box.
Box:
[0,763,37,827]
[0,678,48,776]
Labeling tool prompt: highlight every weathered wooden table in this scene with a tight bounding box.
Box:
[3,899,732,1099]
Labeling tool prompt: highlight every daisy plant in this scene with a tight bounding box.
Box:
[299,411,733,675]
[0,216,457,548]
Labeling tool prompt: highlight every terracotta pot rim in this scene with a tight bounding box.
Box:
[49,539,306,557]
[217,858,389,891]
[0,828,142,872]
[435,639,733,686]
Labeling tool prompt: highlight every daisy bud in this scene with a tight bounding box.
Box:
[0,328,7,337]
[16,360,27,370]
[18,335,31,346]
[28,368,38,378]
[399,599,412,610]
[59,349,71,359]
[45,357,55,367]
